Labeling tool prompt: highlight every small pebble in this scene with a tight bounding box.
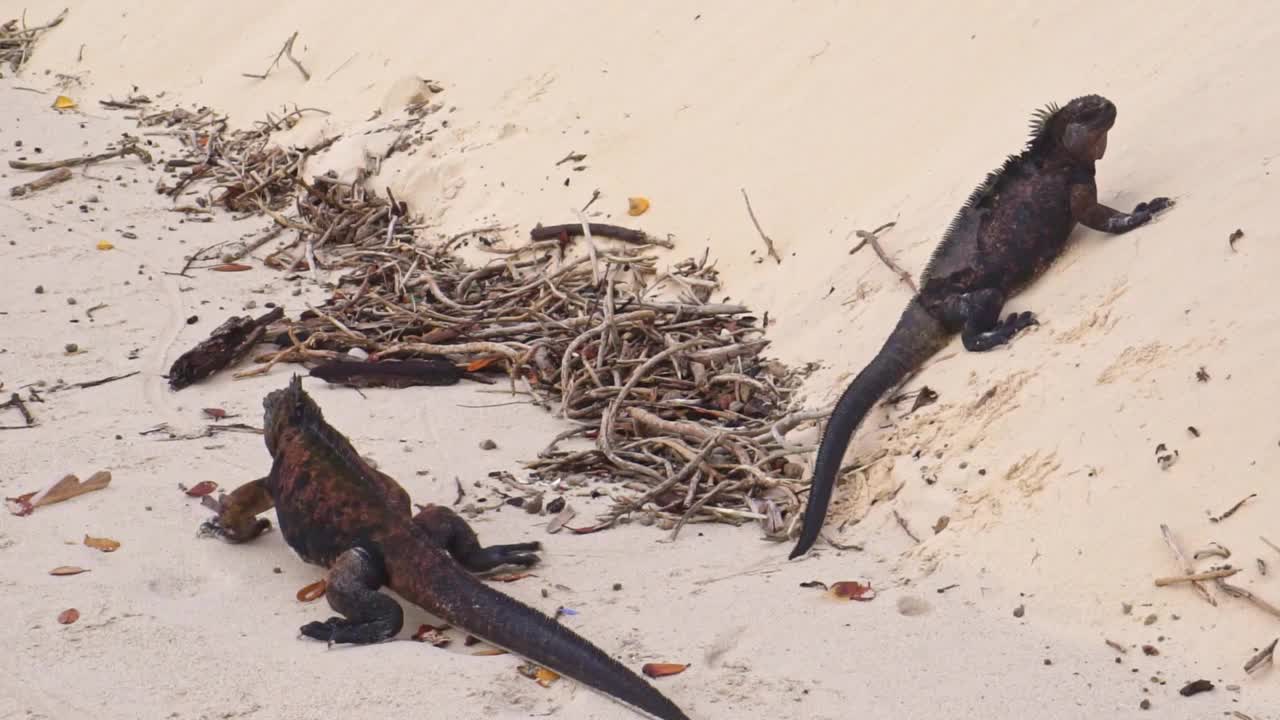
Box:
[34,285,44,294]
[546,496,566,514]
[1178,679,1213,697]
[1012,604,1025,618]
[1043,659,1052,666]
[612,583,623,591]
[347,347,369,361]
[1139,699,1151,710]
[1143,613,1157,626]
[64,343,78,353]
[273,567,282,574]
[479,439,497,450]
[186,315,199,325]
[1142,645,1159,656]
[67,297,77,305]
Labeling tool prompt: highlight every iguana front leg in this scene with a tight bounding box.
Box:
[299,547,403,645]
[938,287,1039,352]
[412,503,542,573]
[1073,184,1174,234]
[200,476,273,543]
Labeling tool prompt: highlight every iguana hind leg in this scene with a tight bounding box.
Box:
[200,476,273,543]
[299,547,403,645]
[940,288,1039,352]
[412,503,542,572]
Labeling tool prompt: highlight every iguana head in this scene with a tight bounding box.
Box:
[262,374,309,455]
[1052,94,1117,162]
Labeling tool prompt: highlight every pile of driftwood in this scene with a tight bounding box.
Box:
[141,99,822,539]
[0,9,66,74]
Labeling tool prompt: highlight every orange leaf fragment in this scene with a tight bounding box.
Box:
[182,481,218,497]
[296,579,327,602]
[472,648,509,656]
[830,581,876,601]
[209,263,252,272]
[627,196,650,216]
[58,608,80,624]
[83,535,120,552]
[642,663,688,678]
[50,566,90,576]
[535,667,561,687]
[465,355,503,372]
[203,408,228,420]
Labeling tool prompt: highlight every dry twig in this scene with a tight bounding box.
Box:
[740,188,782,264]
[1160,523,1216,606]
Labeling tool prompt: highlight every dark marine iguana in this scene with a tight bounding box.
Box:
[789,94,1174,559]
[202,375,690,720]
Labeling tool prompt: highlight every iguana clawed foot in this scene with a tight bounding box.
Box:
[1133,197,1174,216]
[198,516,271,543]
[1003,310,1039,334]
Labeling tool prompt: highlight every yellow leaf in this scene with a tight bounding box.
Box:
[53,95,78,110]
[83,535,120,552]
[627,196,650,216]
[535,667,560,687]
[96,240,115,251]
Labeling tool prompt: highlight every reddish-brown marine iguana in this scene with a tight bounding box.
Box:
[790,94,1174,559]
[203,375,690,720]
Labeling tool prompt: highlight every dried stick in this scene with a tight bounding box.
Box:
[1243,638,1277,674]
[243,31,309,81]
[847,221,917,293]
[893,509,920,543]
[1153,568,1240,586]
[1215,580,1280,620]
[8,143,152,171]
[1159,523,1216,606]
[9,167,71,197]
[740,188,782,264]
[529,223,673,248]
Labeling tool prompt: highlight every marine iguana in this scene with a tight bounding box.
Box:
[789,94,1173,559]
[203,375,690,720]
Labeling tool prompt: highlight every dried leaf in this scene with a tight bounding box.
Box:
[96,240,115,251]
[52,95,78,110]
[830,580,876,601]
[412,624,451,647]
[472,648,509,656]
[489,572,534,583]
[49,566,89,576]
[209,263,252,272]
[642,663,688,678]
[535,667,560,687]
[57,608,80,624]
[627,196,650,216]
[465,355,503,372]
[546,504,577,534]
[7,471,112,516]
[182,481,218,497]
[296,579,327,602]
[203,407,228,420]
[83,535,120,552]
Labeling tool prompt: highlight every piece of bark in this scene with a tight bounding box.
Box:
[9,167,72,197]
[308,358,463,388]
[168,307,284,390]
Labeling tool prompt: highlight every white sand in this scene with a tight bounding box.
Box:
[3,2,1279,718]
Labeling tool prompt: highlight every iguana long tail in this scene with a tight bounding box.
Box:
[789,298,950,559]
[391,537,690,720]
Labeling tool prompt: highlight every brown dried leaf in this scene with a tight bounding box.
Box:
[209,263,252,272]
[203,407,228,420]
[49,566,90,576]
[182,481,218,497]
[83,535,120,552]
[472,648,509,656]
[642,663,688,678]
[58,608,80,624]
[830,580,876,601]
[7,472,112,516]
[412,624,451,647]
[489,572,534,583]
[296,579,327,602]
